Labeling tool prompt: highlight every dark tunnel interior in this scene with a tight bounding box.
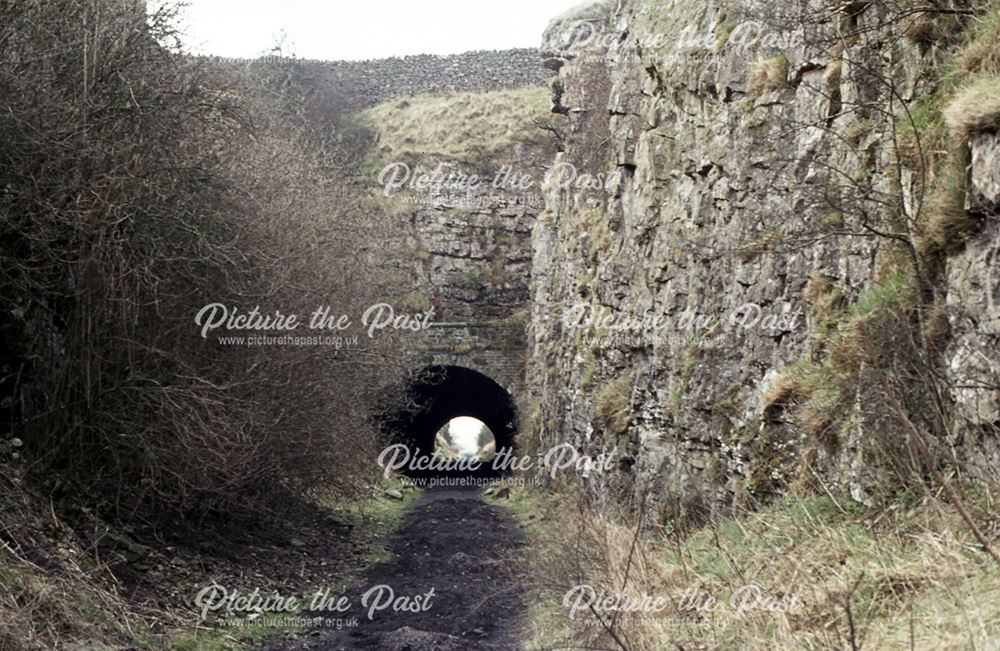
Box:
[378,365,517,479]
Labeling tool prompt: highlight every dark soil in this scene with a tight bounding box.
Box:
[93,492,369,619]
[260,486,527,651]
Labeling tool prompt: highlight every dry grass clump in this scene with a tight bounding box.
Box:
[513,482,1000,651]
[762,370,802,411]
[943,76,1000,139]
[921,298,953,350]
[772,363,844,447]
[747,54,790,98]
[594,375,634,436]
[804,272,845,349]
[904,14,950,45]
[0,469,144,650]
[902,3,971,48]
[917,151,983,258]
[362,86,553,167]
[761,272,935,481]
[958,7,1000,74]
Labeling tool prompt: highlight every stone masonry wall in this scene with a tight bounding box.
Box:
[386,180,547,398]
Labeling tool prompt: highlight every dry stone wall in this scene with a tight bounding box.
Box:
[203,49,548,108]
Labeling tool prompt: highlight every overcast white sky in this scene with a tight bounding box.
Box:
[164,0,582,61]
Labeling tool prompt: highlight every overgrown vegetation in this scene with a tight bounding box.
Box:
[513,483,1000,651]
[0,0,406,518]
[0,472,416,650]
[0,1,411,648]
[679,0,1000,509]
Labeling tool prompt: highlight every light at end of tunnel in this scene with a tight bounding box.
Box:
[448,416,487,456]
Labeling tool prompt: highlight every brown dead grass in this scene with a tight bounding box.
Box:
[594,376,634,436]
[510,482,1000,651]
[943,76,1000,139]
[747,55,790,98]
[959,8,1000,75]
[363,87,552,167]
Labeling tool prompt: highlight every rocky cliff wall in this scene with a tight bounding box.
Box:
[528,0,1000,521]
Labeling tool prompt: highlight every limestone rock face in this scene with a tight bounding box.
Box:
[968,132,1000,215]
[527,0,998,517]
[540,0,615,66]
[948,132,1000,458]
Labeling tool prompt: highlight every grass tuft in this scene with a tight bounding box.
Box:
[747,54,789,98]
[959,7,1000,75]
[362,87,553,168]
[594,375,634,437]
[943,76,1000,139]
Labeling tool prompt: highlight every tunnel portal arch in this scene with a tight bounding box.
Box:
[379,365,518,479]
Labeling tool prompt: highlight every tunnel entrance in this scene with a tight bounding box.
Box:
[434,416,497,462]
[378,365,517,480]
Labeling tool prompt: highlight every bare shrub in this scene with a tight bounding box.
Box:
[0,0,405,519]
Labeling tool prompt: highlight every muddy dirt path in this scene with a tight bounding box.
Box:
[260,487,527,651]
